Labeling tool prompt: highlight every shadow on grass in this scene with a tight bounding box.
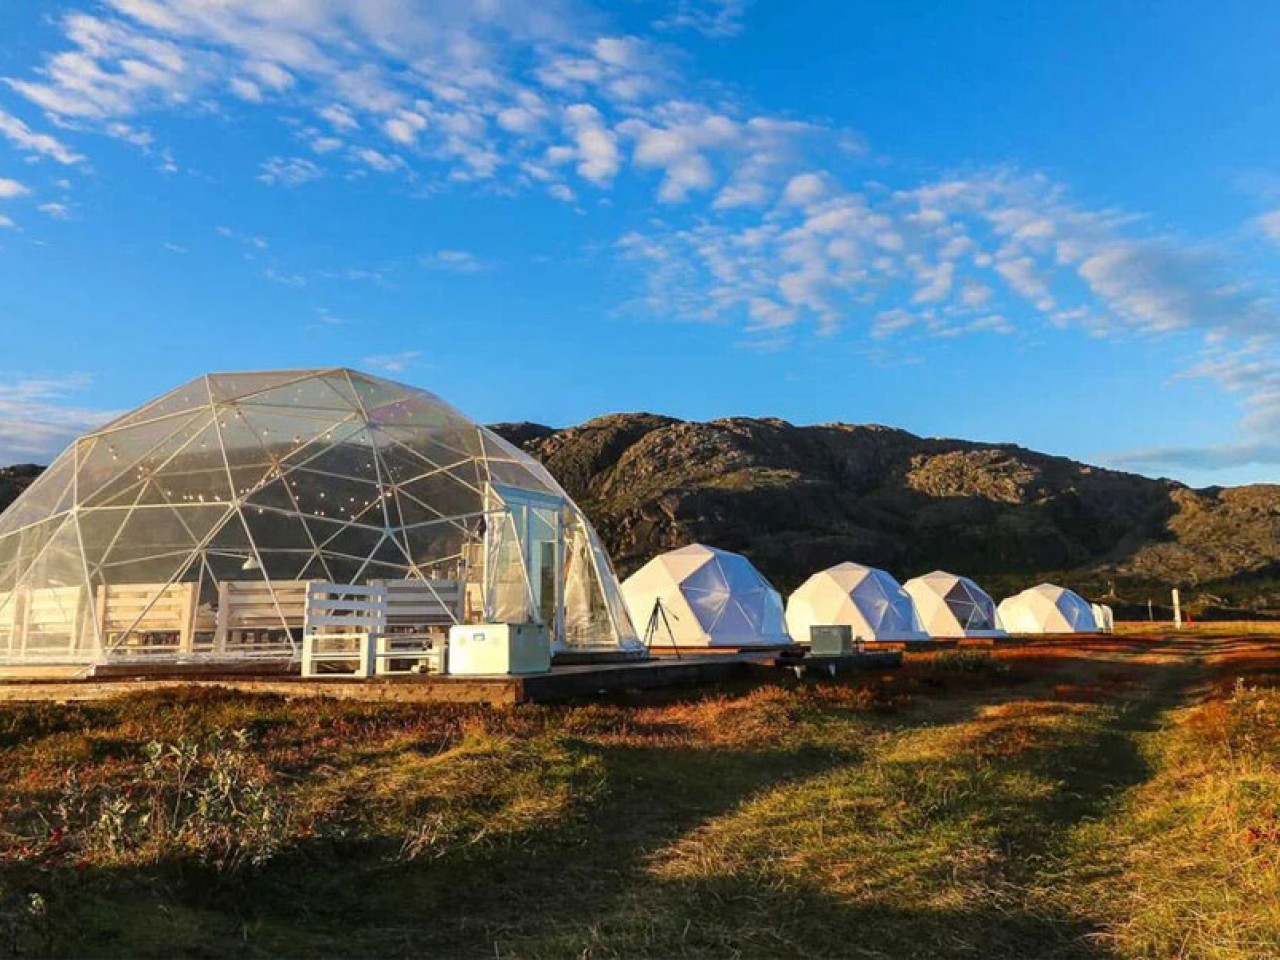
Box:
[3,658,1200,959]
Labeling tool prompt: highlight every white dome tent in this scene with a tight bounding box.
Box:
[786,562,928,643]
[998,584,1099,634]
[0,369,641,676]
[903,571,1006,639]
[621,544,790,649]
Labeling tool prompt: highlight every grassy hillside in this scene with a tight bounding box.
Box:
[0,635,1278,957]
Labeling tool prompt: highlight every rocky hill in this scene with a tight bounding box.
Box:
[491,415,1280,615]
[0,465,42,511]
[3,418,1277,614]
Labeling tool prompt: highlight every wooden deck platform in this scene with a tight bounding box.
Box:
[0,648,907,706]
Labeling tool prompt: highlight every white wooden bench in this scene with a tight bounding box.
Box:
[215,579,308,655]
[0,589,22,656]
[301,582,386,678]
[20,586,90,658]
[371,578,462,675]
[376,578,462,628]
[97,582,200,656]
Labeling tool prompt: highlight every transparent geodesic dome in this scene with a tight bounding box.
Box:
[620,543,790,648]
[997,583,1099,634]
[786,562,928,643]
[902,570,1006,638]
[0,369,640,669]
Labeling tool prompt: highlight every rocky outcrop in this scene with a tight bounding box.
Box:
[493,415,1280,612]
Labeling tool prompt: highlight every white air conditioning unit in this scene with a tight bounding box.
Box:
[447,623,552,676]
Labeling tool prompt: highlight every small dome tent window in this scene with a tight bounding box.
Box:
[621,544,790,648]
[998,584,1099,634]
[0,369,640,674]
[1091,602,1115,634]
[786,562,928,643]
[902,570,1006,639]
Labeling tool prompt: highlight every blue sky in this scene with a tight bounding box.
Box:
[0,1,1277,488]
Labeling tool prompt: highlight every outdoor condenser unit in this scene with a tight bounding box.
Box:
[447,623,552,676]
[809,625,857,656]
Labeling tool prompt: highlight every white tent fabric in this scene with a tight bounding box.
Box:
[786,562,928,642]
[1091,603,1115,634]
[621,544,790,648]
[902,570,1006,638]
[997,584,1099,634]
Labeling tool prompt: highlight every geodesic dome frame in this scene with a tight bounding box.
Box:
[998,584,1099,634]
[0,369,640,669]
[786,562,928,643]
[620,543,790,648]
[902,570,1006,638]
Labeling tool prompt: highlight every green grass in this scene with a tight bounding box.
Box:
[0,638,1277,957]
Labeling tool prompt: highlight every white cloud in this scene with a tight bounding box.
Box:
[1113,441,1280,473]
[384,109,427,146]
[654,0,749,38]
[38,202,70,219]
[0,107,83,164]
[7,13,209,119]
[781,172,828,206]
[561,103,619,185]
[1,0,820,210]
[353,147,402,173]
[0,178,29,199]
[1257,209,1280,243]
[0,215,15,229]
[420,249,484,273]
[263,267,305,287]
[0,375,119,464]
[621,168,1280,363]
[228,76,263,101]
[621,108,739,202]
[319,103,358,132]
[872,308,916,339]
[4,0,1276,476]
[1076,241,1270,337]
[362,351,421,373]
[257,155,321,186]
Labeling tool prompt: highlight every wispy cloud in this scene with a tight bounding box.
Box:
[1113,441,1280,474]
[0,0,814,212]
[1110,345,1280,476]
[362,351,421,373]
[257,155,321,186]
[37,202,70,219]
[3,0,1277,478]
[0,376,118,464]
[0,178,29,199]
[0,106,84,164]
[654,0,750,38]
[419,249,485,273]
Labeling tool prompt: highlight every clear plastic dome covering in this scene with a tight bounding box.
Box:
[0,369,640,667]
